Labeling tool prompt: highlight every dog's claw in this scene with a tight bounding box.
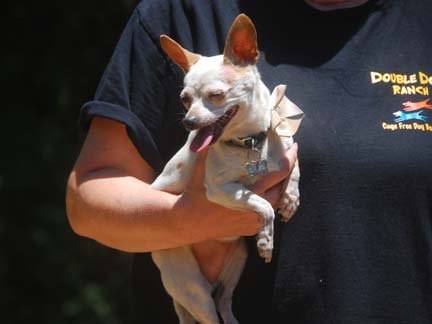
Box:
[258,248,273,263]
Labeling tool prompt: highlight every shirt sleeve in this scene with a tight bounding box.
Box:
[80,7,172,172]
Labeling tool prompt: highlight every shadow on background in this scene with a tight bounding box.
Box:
[2,1,139,323]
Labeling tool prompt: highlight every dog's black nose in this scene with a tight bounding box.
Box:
[182,117,199,131]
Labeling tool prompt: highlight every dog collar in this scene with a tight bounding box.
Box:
[228,131,268,149]
[228,130,270,181]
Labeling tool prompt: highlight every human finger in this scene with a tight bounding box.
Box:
[251,143,298,194]
[261,182,285,207]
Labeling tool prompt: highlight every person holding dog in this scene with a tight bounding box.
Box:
[66,0,432,323]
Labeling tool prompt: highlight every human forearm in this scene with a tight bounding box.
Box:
[66,167,192,252]
[65,117,296,254]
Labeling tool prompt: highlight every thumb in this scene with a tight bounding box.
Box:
[250,143,298,193]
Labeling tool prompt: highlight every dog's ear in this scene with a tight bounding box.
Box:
[223,14,259,66]
[160,35,201,73]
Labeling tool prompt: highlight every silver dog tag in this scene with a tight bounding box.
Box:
[245,160,269,179]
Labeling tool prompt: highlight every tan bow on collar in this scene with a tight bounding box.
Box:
[270,84,305,137]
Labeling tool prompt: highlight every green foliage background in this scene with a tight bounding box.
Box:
[2,1,139,323]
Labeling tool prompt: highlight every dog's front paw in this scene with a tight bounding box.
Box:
[257,234,273,263]
[255,204,275,263]
[277,191,300,222]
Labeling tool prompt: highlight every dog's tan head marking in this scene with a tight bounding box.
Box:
[223,14,259,66]
[160,35,201,73]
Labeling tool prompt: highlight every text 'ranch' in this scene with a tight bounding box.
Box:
[371,71,432,95]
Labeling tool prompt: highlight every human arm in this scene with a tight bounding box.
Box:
[66,117,297,253]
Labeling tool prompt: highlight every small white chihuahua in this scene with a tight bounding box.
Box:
[151,14,303,324]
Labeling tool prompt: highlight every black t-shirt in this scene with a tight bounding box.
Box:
[80,0,432,323]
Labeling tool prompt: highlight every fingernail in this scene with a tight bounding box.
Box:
[291,142,298,154]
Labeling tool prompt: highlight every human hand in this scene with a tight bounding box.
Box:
[175,143,299,241]
[249,142,299,208]
[175,144,298,282]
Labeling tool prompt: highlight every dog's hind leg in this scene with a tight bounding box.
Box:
[173,301,196,324]
[214,239,247,324]
[152,246,220,324]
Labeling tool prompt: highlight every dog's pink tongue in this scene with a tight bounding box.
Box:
[190,127,214,153]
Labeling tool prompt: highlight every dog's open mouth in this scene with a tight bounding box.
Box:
[190,106,239,153]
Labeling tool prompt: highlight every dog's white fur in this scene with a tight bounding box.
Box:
[150,15,301,324]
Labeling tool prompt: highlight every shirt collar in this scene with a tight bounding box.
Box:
[304,0,370,11]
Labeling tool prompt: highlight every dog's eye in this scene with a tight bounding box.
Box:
[180,93,192,108]
[208,91,225,104]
